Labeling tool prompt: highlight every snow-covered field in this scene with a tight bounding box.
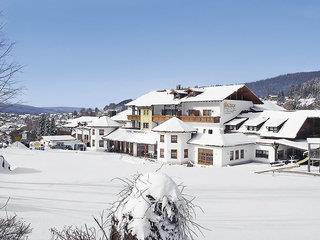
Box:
[1,148,320,240]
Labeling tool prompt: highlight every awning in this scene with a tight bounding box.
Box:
[103,129,157,145]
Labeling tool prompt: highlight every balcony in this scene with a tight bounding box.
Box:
[180,115,220,123]
[127,115,141,121]
[152,115,220,123]
[152,115,173,122]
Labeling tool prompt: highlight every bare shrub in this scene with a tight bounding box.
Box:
[50,212,109,240]
[0,198,32,240]
[0,215,32,240]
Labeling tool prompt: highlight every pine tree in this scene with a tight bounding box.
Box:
[94,107,99,116]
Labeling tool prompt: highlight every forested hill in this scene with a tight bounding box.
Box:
[246,71,320,97]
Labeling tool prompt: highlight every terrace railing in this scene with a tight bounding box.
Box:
[127,115,141,121]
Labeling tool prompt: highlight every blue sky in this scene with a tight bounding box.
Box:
[2,0,320,107]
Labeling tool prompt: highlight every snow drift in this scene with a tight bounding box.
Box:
[0,155,11,172]
[9,141,28,149]
[110,172,201,240]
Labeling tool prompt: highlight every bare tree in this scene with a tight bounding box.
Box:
[0,13,23,107]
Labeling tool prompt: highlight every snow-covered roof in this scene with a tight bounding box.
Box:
[64,116,98,128]
[111,109,131,122]
[264,118,288,128]
[42,135,76,142]
[252,100,285,111]
[275,139,308,151]
[152,117,197,133]
[103,128,157,145]
[256,138,308,151]
[182,84,246,102]
[9,141,28,149]
[244,117,269,127]
[63,122,78,128]
[225,117,248,126]
[188,129,256,147]
[87,116,121,128]
[126,84,261,107]
[126,90,180,107]
[307,138,320,144]
[299,98,316,107]
[237,110,320,139]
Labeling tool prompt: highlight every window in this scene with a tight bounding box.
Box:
[99,129,104,135]
[268,127,279,133]
[198,148,213,165]
[99,140,104,147]
[256,150,269,159]
[171,135,178,143]
[92,129,95,135]
[143,123,149,129]
[143,109,149,115]
[247,126,258,131]
[171,149,177,159]
[160,148,164,158]
[184,149,188,158]
[203,109,212,116]
[160,135,164,143]
[227,125,236,131]
[240,149,244,159]
[208,129,213,134]
[203,129,206,133]
[235,150,239,160]
[230,151,234,160]
[92,140,95,147]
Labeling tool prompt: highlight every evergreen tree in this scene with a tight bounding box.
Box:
[94,107,99,116]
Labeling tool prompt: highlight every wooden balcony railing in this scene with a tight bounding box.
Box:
[152,115,220,123]
[180,115,220,123]
[127,115,141,121]
[152,115,173,122]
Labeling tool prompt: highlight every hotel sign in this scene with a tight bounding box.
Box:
[223,101,236,114]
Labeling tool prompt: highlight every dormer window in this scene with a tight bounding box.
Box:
[267,126,279,133]
[244,117,268,132]
[265,118,287,133]
[225,118,248,131]
[247,126,259,131]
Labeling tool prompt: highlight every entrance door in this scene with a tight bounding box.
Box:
[198,148,213,165]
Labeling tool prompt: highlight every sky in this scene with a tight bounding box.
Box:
[1,0,320,108]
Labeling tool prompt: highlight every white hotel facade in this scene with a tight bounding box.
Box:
[65,84,320,167]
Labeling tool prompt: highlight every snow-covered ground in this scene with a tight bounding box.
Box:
[1,148,320,240]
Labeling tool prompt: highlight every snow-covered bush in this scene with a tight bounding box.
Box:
[49,172,204,240]
[110,172,202,240]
